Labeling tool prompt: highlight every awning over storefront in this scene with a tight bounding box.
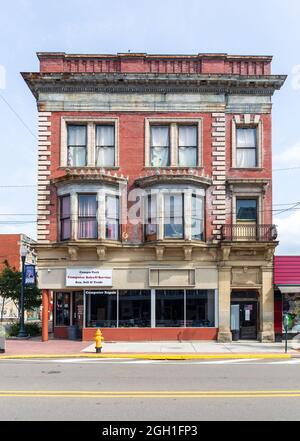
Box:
[274,256,300,289]
[276,286,300,294]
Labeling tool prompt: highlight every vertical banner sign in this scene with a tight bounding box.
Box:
[24,265,36,286]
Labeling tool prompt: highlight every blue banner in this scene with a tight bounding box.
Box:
[24,265,36,286]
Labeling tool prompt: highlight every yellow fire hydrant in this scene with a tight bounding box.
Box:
[95,329,104,354]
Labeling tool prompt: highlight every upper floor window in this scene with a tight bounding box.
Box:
[236,198,257,223]
[236,127,257,168]
[178,126,198,167]
[106,195,120,241]
[146,119,202,168]
[145,194,157,242]
[164,194,184,239]
[78,194,98,239]
[60,195,71,241]
[191,194,204,241]
[96,125,115,167]
[67,125,87,167]
[151,126,170,167]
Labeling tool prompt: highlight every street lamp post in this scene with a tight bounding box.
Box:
[17,245,28,339]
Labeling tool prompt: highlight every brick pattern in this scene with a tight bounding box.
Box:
[211,113,226,241]
[37,112,52,244]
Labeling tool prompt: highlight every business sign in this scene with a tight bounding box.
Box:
[24,265,36,286]
[85,290,117,296]
[66,269,113,287]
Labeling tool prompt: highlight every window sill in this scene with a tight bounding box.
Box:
[144,166,204,170]
[230,167,264,171]
[59,166,120,170]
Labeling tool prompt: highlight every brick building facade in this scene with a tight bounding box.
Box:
[23,52,286,342]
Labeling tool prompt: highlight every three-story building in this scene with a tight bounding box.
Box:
[23,52,286,342]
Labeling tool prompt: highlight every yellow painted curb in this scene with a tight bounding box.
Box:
[0,353,292,361]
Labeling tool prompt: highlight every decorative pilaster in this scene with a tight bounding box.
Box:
[37,112,52,244]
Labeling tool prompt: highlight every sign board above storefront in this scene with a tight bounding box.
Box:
[85,290,117,296]
[66,269,113,287]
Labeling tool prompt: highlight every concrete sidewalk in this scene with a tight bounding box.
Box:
[0,338,298,360]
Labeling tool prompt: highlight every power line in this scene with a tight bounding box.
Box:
[0,93,37,141]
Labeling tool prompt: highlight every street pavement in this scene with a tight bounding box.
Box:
[1,358,300,421]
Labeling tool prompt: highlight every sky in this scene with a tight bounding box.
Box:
[0,0,300,254]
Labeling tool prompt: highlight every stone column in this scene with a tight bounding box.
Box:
[217,267,232,343]
[42,289,49,342]
[260,267,275,342]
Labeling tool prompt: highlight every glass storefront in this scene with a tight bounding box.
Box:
[55,290,216,329]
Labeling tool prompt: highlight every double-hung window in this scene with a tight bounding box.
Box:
[96,125,115,167]
[145,194,157,242]
[178,126,198,167]
[60,195,71,241]
[164,194,184,239]
[236,128,257,168]
[150,126,170,167]
[191,194,204,241]
[106,195,120,241]
[78,194,98,239]
[67,125,87,167]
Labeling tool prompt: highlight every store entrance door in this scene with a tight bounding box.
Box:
[238,302,258,340]
[72,292,84,340]
[231,291,259,341]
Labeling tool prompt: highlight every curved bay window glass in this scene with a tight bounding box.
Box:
[145,194,157,242]
[78,194,98,239]
[119,290,151,328]
[164,194,184,239]
[67,125,87,167]
[156,290,184,328]
[191,194,204,241]
[60,195,71,241]
[178,126,198,167]
[96,125,115,167]
[186,290,215,328]
[106,195,120,241]
[151,126,170,167]
[55,293,71,326]
[86,291,117,328]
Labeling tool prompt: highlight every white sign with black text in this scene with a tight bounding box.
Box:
[66,268,113,287]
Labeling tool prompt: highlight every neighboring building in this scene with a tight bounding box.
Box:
[0,234,37,320]
[274,256,300,341]
[23,52,286,342]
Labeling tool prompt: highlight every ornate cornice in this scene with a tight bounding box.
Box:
[135,171,212,188]
[22,72,287,99]
[52,168,128,187]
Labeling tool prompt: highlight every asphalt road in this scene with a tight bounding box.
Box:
[0,358,300,421]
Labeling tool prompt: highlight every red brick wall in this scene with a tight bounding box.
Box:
[0,234,21,271]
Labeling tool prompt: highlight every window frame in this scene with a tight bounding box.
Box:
[61,117,119,168]
[67,124,88,167]
[105,194,120,241]
[178,124,199,167]
[164,193,185,240]
[145,118,203,168]
[77,193,98,240]
[150,125,171,167]
[59,194,71,241]
[95,124,116,168]
[232,117,263,169]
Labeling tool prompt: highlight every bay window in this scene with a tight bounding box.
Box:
[150,126,170,167]
[145,194,157,242]
[96,125,115,167]
[106,195,120,241]
[78,194,98,239]
[67,125,87,167]
[164,194,184,239]
[191,194,204,241]
[178,126,198,167]
[60,195,71,241]
[236,128,257,168]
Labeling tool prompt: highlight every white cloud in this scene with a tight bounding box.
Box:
[274,142,300,166]
[275,210,300,254]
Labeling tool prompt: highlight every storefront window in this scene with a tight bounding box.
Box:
[186,290,215,327]
[86,291,117,328]
[55,293,71,326]
[119,290,151,328]
[156,290,185,328]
